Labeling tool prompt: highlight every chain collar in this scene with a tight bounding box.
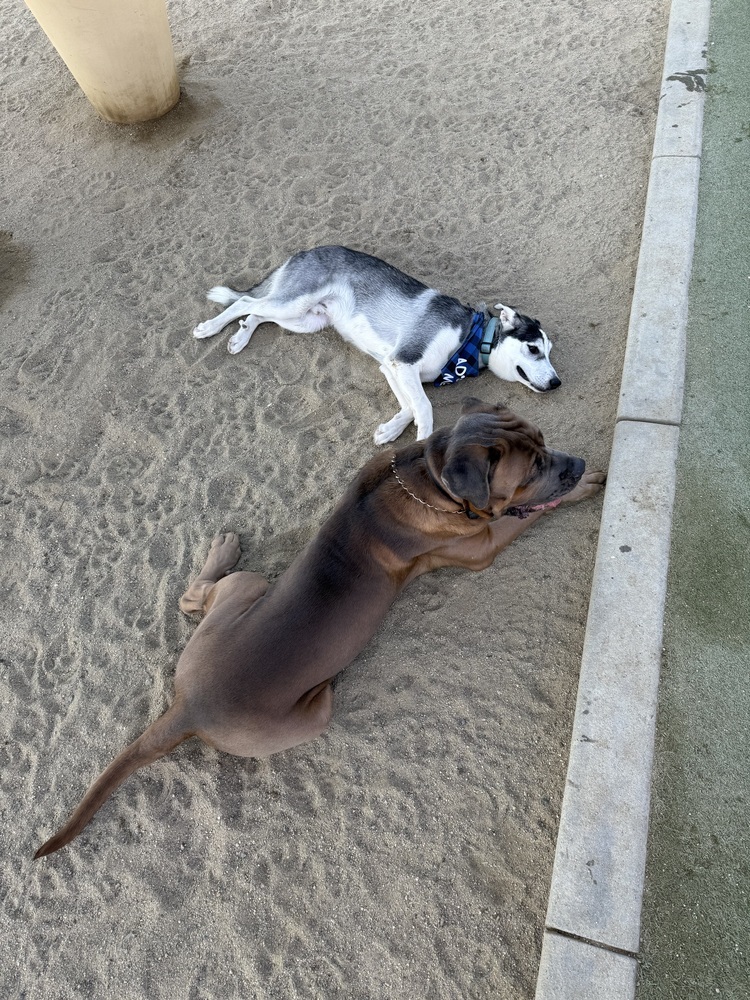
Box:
[390,455,478,517]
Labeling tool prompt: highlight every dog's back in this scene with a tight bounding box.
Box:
[283,246,473,355]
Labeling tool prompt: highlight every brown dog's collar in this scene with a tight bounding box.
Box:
[390,455,479,518]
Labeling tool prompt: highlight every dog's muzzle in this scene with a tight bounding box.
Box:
[516,365,562,391]
[505,455,584,517]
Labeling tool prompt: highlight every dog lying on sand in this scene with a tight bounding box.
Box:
[35,399,602,857]
[193,246,561,443]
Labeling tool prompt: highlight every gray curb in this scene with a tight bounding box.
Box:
[535,0,710,996]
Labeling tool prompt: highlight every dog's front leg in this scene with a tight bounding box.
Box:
[394,363,434,441]
[375,361,433,444]
[413,511,548,578]
[555,469,606,506]
[374,362,414,444]
[473,469,605,560]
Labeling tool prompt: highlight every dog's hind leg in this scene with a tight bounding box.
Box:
[226,302,329,354]
[179,533,268,616]
[374,361,433,444]
[227,315,264,354]
[193,296,256,340]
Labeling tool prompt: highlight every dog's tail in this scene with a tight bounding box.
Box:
[34,702,192,859]
[207,285,242,306]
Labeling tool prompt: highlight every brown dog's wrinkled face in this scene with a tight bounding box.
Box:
[439,398,585,519]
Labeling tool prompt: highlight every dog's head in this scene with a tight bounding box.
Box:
[431,398,584,518]
[486,304,561,393]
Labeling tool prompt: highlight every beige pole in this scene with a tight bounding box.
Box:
[24,0,180,124]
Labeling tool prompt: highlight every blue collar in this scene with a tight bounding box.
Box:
[479,316,498,366]
[434,312,498,387]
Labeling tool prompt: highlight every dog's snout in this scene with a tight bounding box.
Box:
[547,376,562,390]
[561,456,585,488]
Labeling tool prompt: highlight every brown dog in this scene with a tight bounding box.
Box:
[35,399,604,857]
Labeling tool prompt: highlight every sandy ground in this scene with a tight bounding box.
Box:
[1,1,667,997]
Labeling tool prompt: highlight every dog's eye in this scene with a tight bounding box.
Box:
[528,345,540,356]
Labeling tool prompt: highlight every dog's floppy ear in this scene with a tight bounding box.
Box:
[441,409,509,508]
[441,443,492,509]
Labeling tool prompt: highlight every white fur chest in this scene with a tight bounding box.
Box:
[417,326,465,382]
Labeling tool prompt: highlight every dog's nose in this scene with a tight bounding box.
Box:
[547,376,562,390]
[561,456,585,489]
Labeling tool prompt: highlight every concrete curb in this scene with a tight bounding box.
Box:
[535,1,711,996]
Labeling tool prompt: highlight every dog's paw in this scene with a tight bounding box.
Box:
[373,425,396,445]
[193,320,217,339]
[208,532,242,571]
[374,412,413,445]
[227,330,251,354]
[373,421,405,445]
[559,470,606,505]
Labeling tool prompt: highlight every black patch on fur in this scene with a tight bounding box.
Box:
[394,296,473,365]
[394,342,428,365]
[498,313,543,344]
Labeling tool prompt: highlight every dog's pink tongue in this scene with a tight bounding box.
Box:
[530,497,563,512]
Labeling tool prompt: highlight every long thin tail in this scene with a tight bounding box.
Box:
[34,703,192,858]
[206,285,242,306]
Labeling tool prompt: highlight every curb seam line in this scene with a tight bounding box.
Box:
[651,153,701,160]
[615,416,681,428]
[544,926,639,962]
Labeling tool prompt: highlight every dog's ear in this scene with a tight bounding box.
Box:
[494,303,519,332]
[441,411,507,508]
[441,443,492,509]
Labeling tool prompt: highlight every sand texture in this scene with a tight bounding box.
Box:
[1,1,667,996]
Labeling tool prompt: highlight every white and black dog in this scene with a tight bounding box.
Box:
[192,246,560,443]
